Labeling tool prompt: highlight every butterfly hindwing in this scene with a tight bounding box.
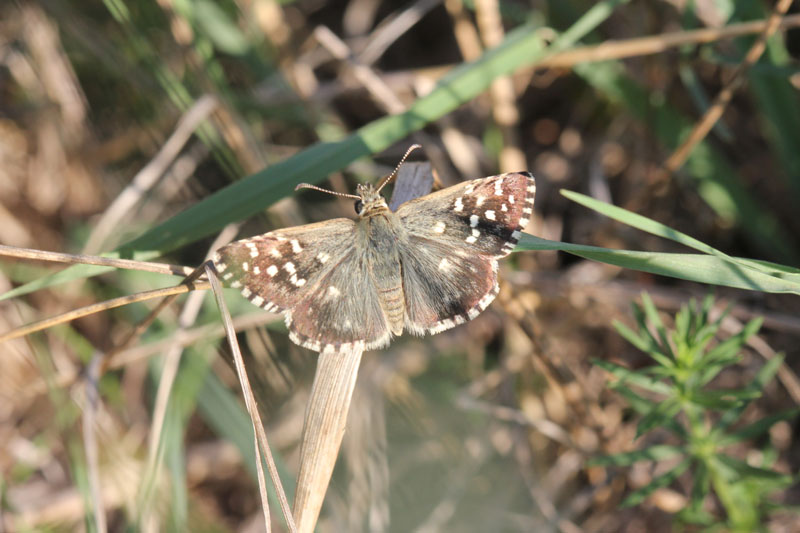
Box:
[399,238,498,335]
[288,247,392,352]
[396,172,535,333]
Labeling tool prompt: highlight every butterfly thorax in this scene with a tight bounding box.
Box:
[354,183,406,336]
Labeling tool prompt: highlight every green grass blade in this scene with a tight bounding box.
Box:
[1,1,631,302]
[197,372,295,505]
[516,235,800,294]
[561,189,789,277]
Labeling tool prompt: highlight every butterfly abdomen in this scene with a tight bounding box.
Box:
[362,212,406,336]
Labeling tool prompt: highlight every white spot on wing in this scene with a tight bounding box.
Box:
[253,266,260,274]
[328,286,340,297]
[270,249,282,259]
[241,287,252,298]
[438,258,450,271]
[485,210,496,220]
[242,262,249,271]
[501,204,508,212]
[252,295,264,306]
[284,262,296,274]
[291,239,303,253]
[508,195,515,204]
[433,221,446,233]
[267,265,278,276]
[469,215,479,228]
[454,197,464,212]
[317,252,330,264]
[476,195,486,206]
[494,178,504,196]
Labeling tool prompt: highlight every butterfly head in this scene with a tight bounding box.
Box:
[354,183,389,217]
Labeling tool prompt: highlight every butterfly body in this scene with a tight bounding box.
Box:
[353,183,406,336]
[212,172,535,353]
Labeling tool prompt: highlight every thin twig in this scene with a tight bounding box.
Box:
[314,25,405,114]
[0,244,195,277]
[662,2,794,174]
[206,264,297,533]
[0,282,209,344]
[537,13,800,68]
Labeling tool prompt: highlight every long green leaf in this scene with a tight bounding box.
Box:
[562,190,800,279]
[516,235,800,294]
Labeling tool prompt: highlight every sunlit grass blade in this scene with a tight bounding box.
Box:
[517,235,800,294]
[561,189,791,277]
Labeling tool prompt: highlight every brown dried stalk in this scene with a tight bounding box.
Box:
[206,264,297,533]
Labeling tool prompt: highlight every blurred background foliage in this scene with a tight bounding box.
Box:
[1,0,799,531]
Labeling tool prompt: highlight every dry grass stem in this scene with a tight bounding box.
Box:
[538,13,800,68]
[358,0,440,66]
[0,244,195,277]
[0,281,209,344]
[293,345,364,533]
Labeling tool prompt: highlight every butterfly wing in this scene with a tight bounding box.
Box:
[212,219,391,353]
[395,172,535,335]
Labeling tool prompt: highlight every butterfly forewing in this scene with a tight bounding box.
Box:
[212,219,356,311]
[212,218,392,352]
[396,172,535,334]
[396,172,534,258]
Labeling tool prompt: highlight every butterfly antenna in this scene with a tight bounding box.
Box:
[377,144,423,193]
[295,183,360,200]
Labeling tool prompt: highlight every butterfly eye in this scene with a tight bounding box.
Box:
[354,200,363,214]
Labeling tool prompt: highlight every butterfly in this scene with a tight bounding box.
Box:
[211,149,535,354]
